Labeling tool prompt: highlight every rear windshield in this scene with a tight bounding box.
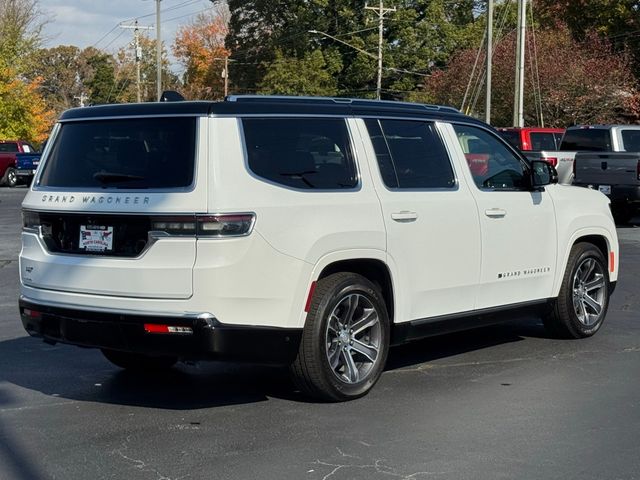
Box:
[39,117,196,189]
[560,129,611,151]
[498,131,521,150]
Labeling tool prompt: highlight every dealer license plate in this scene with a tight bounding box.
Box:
[598,185,611,195]
[79,225,114,252]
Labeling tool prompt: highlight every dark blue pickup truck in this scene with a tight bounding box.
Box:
[15,152,42,185]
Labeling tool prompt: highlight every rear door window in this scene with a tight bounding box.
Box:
[39,117,196,189]
[621,130,640,152]
[242,118,357,190]
[364,119,455,189]
[530,132,557,151]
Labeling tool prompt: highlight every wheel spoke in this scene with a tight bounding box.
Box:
[351,339,378,363]
[328,346,341,370]
[581,259,595,282]
[350,308,378,335]
[342,349,359,383]
[343,295,359,326]
[584,276,605,292]
[583,294,603,316]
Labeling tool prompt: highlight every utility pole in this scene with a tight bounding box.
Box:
[73,92,88,107]
[223,56,228,97]
[365,1,396,100]
[513,0,527,127]
[485,0,493,124]
[120,21,153,102]
[156,0,162,101]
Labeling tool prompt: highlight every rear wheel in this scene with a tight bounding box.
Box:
[543,242,610,338]
[101,349,177,371]
[290,272,390,402]
[1,167,18,187]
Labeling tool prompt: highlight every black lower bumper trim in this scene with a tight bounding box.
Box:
[19,299,302,364]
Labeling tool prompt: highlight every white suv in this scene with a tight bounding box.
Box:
[19,96,619,401]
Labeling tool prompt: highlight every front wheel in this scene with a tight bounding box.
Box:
[290,273,390,402]
[101,349,178,371]
[543,242,610,338]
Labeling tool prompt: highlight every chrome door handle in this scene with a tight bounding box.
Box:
[391,211,418,222]
[485,208,507,218]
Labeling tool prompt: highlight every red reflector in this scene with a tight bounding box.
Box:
[144,324,169,333]
[304,281,317,312]
[144,324,193,334]
[545,157,558,167]
[610,252,615,273]
[24,308,42,319]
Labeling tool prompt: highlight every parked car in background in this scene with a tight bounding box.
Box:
[497,127,575,184]
[571,125,640,223]
[0,140,35,187]
[15,152,42,186]
[497,127,564,151]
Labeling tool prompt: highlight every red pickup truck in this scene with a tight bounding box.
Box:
[497,127,564,151]
[0,140,35,187]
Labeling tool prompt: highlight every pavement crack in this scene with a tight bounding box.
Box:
[312,455,448,479]
[112,435,187,480]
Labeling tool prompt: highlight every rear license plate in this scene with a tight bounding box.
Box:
[598,185,611,195]
[32,169,37,174]
[80,226,114,252]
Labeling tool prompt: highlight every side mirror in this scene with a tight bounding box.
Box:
[531,160,558,189]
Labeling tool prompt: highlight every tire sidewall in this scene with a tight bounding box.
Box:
[308,275,390,400]
[564,246,610,337]
[6,168,17,187]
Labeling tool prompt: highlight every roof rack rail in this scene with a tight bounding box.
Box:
[226,95,460,114]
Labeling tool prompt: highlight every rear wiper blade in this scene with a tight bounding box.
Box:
[93,172,145,183]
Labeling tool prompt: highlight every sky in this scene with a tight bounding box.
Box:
[38,0,217,73]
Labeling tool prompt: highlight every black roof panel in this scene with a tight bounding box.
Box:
[58,95,483,126]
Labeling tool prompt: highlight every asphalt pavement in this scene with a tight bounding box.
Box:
[1,187,639,480]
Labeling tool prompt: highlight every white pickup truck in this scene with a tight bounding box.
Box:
[525,125,640,186]
[571,125,640,223]
[19,96,620,400]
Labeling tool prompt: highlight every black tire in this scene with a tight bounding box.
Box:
[101,349,178,371]
[290,272,390,402]
[543,242,610,339]
[1,167,18,187]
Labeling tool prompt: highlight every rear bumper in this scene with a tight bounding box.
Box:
[19,298,302,364]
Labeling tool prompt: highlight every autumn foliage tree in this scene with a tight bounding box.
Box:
[174,10,229,100]
[424,25,639,127]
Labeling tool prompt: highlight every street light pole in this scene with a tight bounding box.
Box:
[365,1,396,100]
[156,0,162,101]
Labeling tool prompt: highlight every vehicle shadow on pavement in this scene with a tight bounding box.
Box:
[386,315,547,371]
[0,335,298,410]
[0,316,553,409]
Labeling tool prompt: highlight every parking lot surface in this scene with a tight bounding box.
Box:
[1,187,639,480]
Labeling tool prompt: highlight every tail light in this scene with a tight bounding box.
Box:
[22,210,40,232]
[545,157,558,168]
[150,213,255,238]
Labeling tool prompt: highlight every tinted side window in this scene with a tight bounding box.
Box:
[621,130,640,152]
[243,118,357,190]
[530,132,557,151]
[454,124,528,191]
[498,130,521,150]
[560,129,611,151]
[365,119,455,189]
[0,142,19,153]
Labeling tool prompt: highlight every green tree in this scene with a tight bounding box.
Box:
[85,52,117,105]
[226,0,484,98]
[0,0,45,72]
[258,49,341,95]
